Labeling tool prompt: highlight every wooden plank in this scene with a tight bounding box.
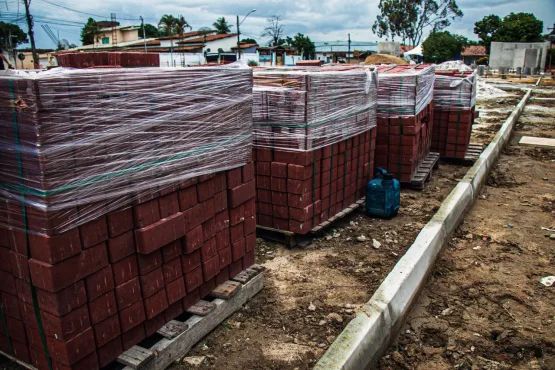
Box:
[0,349,37,370]
[157,320,189,339]
[519,136,555,149]
[121,273,264,370]
[186,300,216,316]
[210,281,241,299]
[232,268,259,284]
[118,346,154,369]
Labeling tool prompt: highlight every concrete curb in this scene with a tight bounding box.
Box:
[314,88,532,370]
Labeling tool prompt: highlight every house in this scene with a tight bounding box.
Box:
[231,43,258,54]
[96,24,141,47]
[257,46,296,66]
[178,33,238,54]
[314,41,377,63]
[461,45,487,65]
[12,49,56,69]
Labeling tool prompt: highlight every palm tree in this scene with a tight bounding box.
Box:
[213,17,231,34]
[175,15,192,39]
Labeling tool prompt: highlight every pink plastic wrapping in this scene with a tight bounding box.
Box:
[252,67,378,151]
[0,63,253,235]
[376,65,436,117]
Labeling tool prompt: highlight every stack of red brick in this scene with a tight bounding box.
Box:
[255,130,376,234]
[56,52,160,68]
[374,65,436,182]
[0,165,256,369]
[430,69,477,158]
[0,64,254,369]
[252,67,378,234]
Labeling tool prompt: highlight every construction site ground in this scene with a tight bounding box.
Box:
[1,82,550,370]
[167,85,536,369]
[379,87,555,370]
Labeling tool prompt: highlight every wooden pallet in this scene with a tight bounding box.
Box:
[256,198,366,248]
[406,152,440,190]
[441,143,484,166]
[116,266,264,370]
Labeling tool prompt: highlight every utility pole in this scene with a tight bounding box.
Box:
[22,0,39,69]
[236,15,241,61]
[140,16,147,52]
[348,33,351,64]
[9,30,16,69]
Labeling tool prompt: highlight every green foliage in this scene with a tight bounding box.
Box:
[0,22,28,49]
[422,31,466,62]
[247,60,258,66]
[474,13,543,53]
[372,0,463,47]
[285,33,315,59]
[139,24,159,38]
[158,15,191,38]
[213,17,231,34]
[80,18,102,45]
[241,38,258,45]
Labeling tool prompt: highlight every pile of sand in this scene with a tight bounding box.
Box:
[477,77,511,99]
[364,54,408,65]
[436,60,472,72]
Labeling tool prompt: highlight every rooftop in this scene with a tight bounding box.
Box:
[99,25,140,32]
[158,30,217,40]
[178,33,238,44]
[462,45,487,56]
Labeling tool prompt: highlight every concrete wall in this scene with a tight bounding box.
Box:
[159,52,203,67]
[377,41,400,57]
[489,41,549,71]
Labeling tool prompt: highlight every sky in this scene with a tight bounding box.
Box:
[2,0,554,49]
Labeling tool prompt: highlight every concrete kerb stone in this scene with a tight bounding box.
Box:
[314,89,532,370]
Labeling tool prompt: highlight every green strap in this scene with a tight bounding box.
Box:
[0,301,13,354]
[8,79,53,370]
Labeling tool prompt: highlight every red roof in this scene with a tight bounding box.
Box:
[231,43,258,50]
[158,30,216,40]
[179,33,238,44]
[462,45,487,56]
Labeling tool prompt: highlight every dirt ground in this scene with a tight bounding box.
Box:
[0,85,538,370]
[169,95,524,369]
[379,89,555,370]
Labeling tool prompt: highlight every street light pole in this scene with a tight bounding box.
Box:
[236,9,256,61]
[140,16,147,52]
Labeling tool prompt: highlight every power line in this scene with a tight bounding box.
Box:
[35,0,109,19]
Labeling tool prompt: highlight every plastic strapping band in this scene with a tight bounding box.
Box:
[8,79,53,370]
[0,301,13,354]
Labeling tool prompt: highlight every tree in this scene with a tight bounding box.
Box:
[285,33,315,59]
[213,17,231,34]
[139,24,159,39]
[495,13,543,42]
[0,22,28,49]
[174,15,192,39]
[474,13,543,53]
[261,15,285,46]
[158,15,177,37]
[422,31,466,62]
[473,14,502,53]
[80,18,102,45]
[372,0,463,47]
[241,38,258,45]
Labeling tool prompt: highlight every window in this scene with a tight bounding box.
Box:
[102,37,110,45]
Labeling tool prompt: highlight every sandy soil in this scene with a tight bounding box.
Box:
[379,89,555,370]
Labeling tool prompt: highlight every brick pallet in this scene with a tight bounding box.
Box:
[56,52,160,68]
[374,64,437,186]
[0,64,255,369]
[254,129,376,235]
[429,68,478,159]
[252,67,378,235]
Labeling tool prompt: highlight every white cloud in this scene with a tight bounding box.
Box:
[11,0,555,48]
